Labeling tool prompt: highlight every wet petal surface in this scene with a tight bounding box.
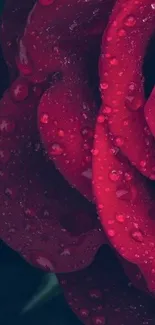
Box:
[0,76,105,273]
[58,246,155,325]
[99,0,155,178]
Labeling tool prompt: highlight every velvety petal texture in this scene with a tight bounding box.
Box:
[1,0,155,324]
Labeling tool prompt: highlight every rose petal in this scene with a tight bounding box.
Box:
[93,119,155,292]
[58,246,155,325]
[99,0,155,179]
[17,0,114,79]
[0,76,105,273]
[38,47,99,201]
[0,0,36,81]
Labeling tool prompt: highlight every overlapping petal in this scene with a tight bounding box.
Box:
[0,76,105,273]
[58,246,155,325]
[0,0,155,323]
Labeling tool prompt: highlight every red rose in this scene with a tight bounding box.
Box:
[0,0,155,324]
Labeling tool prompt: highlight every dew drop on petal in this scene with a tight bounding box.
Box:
[118,28,126,37]
[58,129,65,137]
[79,309,90,318]
[97,115,105,123]
[89,289,102,299]
[108,229,115,237]
[115,137,124,147]
[131,229,144,243]
[109,57,118,66]
[124,15,136,27]
[40,113,49,124]
[109,170,120,182]
[103,106,112,115]
[11,80,29,102]
[92,316,106,325]
[115,213,125,223]
[100,83,108,90]
[50,143,64,156]
[92,149,99,156]
[0,118,15,135]
[116,187,130,201]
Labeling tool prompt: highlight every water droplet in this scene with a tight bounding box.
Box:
[89,289,102,299]
[109,57,118,65]
[103,106,112,115]
[82,168,92,180]
[97,115,105,123]
[124,15,136,27]
[60,248,71,256]
[58,129,65,137]
[124,172,132,181]
[131,229,144,243]
[92,149,99,156]
[116,187,130,200]
[40,113,49,124]
[79,309,89,318]
[116,213,125,223]
[108,229,115,237]
[50,143,64,156]
[140,160,147,168]
[92,316,106,325]
[0,118,15,135]
[25,208,36,217]
[100,83,108,90]
[11,79,29,101]
[115,137,124,147]
[109,170,120,182]
[118,28,126,37]
[151,3,155,9]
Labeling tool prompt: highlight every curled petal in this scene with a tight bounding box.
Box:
[18,0,114,79]
[0,77,105,273]
[93,120,155,293]
[38,49,98,201]
[99,0,155,179]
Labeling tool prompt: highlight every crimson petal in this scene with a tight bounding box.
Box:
[93,119,155,292]
[38,49,98,201]
[18,0,114,80]
[0,76,105,273]
[99,0,155,179]
[58,246,155,325]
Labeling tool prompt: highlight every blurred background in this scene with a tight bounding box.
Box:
[0,241,82,325]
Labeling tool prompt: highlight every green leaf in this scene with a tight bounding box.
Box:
[21,273,62,314]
